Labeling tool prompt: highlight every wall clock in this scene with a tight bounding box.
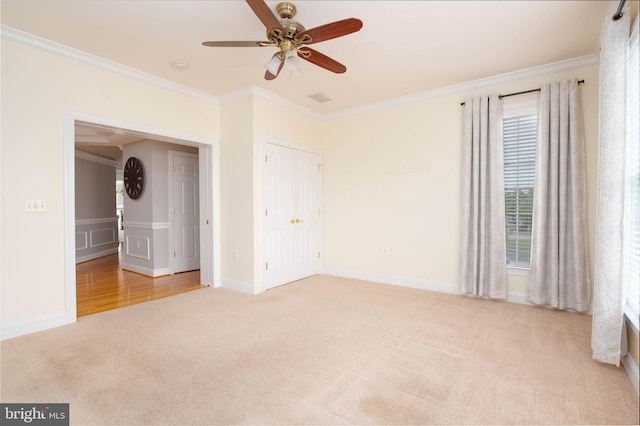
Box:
[124,157,144,200]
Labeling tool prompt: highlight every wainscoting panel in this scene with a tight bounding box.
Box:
[125,236,151,260]
[90,227,116,248]
[76,232,88,250]
[122,222,170,277]
[76,217,119,263]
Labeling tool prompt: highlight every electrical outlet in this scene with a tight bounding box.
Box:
[233,249,239,260]
[382,247,389,256]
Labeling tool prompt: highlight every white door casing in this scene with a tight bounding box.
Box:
[61,111,220,338]
[263,142,321,289]
[172,152,200,273]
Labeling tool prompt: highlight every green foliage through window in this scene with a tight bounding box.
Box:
[504,113,537,268]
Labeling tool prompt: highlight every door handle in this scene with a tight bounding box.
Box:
[290,219,296,224]
[295,218,304,224]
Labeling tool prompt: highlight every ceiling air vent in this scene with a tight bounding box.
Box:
[308,93,332,103]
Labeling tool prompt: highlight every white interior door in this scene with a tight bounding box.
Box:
[264,143,321,289]
[173,154,200,273]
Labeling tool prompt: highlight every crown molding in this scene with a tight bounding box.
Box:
[219,85,321,120]
[75,149,121,168]
[251,85,321,120]
[323,54,599,120]
[2,24,599,122]
[217,86,255,106]
[1,25,219,105]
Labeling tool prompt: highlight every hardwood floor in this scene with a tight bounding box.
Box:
[76,253,205,317]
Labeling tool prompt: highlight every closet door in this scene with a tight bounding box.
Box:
[263,143,321,289]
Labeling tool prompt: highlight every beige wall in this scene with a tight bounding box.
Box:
[3,30,635,366]
[220,96,255,287]
[253,96,323,151]
[1,39,219,329]
[218,92,323,291]
[321,63,600,297]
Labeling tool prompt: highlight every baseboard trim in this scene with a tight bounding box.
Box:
[1,313,73,341]
[76,247,118,264]
[621,353,640,396]
[322,268,459,295]
[221,279,262,295]
[121,263,170,278]
[322,268,538,307]
[506,291,531,306]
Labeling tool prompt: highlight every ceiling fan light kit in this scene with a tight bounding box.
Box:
[289,67,302,79]
[203,0,363,80]
[265,54,283,75]
[284,50,302,78]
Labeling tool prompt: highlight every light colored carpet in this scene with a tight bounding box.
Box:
[1,275,638,425]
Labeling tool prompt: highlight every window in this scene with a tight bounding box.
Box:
[624,27,639,330]
[503,109,537,269]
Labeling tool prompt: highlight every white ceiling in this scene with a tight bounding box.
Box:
[74,122,149,161]
[2,0,618,116]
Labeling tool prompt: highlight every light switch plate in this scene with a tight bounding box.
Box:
[25,200,47,212]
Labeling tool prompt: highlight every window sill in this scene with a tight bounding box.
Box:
[507,267,530,277]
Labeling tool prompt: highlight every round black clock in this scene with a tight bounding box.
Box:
[124,157,144,200]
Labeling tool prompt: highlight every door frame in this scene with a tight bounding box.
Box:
[169,150,200,274]
[259,137,323,290]
[64,111,221,322]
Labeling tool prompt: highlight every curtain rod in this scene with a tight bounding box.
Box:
[613,0,627,21]
[459,80,585,106]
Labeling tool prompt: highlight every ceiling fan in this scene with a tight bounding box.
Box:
[202,0,363,80]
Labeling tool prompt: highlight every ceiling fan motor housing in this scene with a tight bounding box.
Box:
[267,2,305,41]
[276,2,296,19]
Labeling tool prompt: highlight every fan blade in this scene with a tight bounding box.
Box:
[296,18,363,44]
[265,55,284,80]
[298,48,347,74]
[202,41,271,47]
[246,0,283,34]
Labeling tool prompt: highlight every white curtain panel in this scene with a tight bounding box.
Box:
[528,79,591,312]
[592,3,630,367]
[460,95,507,299]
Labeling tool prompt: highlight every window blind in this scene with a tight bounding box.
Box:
[504,113,537,268]
[625,33,639,325]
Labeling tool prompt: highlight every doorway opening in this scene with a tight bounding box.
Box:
[65,112,220,320]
